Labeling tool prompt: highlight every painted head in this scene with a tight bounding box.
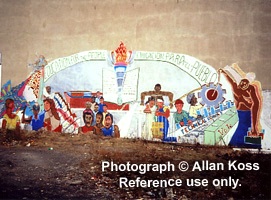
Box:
[43,98,60,120]
[44,98,54,111]
[94,103,99,112]
[100,96,104,104]
[154,83,161,93]
[156,98,164,108]
[85,101,91,109]
[91,96,96,103]
[187,93,197,106]
[175,99,184,112]
[83,110,93,126]
[5,98,15,111]
[238,79,250,90]
[103,104,108,112]
[96,91,101,98]
[32,103,40,116]
[95,112,103,125]
[45,86,51,94]
[104,113,114,129]
[146,96,155,107]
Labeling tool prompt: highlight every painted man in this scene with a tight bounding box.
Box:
[140,83,174,108]
[186,93,203,120]
[173,99,193,128]
[79,110,95,134]
[219,68,262,147]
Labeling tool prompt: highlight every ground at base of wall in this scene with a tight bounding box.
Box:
[0,130,270,200]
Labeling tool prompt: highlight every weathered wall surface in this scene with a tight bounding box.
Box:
[0,0,270,89]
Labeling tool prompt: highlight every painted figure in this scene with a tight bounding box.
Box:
[95,91,102,104]
[90,96,96,111]
[186,93,203,120]
[83,101,93,120]
[43,86,54,99]
[92,103,99,126]
[2,98,20,131]
[101,113,120,138]
[142,97,156,140]
[22,103,45,131]
[219,66,263,147]
[43,98,62,132]
[98,96,106,113]
[93,112,103,135]
[140,83,174,108]
[102,104,110,126]
[79,110,95,134]
[173,99,193,128]
[156,98,176,142]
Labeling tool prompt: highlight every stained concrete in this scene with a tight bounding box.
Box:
[0,0,270,89]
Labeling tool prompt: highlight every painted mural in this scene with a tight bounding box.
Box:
[1,42,270,150]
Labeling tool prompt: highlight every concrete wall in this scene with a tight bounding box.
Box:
[0,0,270,89]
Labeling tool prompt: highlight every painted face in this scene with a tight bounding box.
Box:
[149,100,155,107]
[175,103,184,112]
[94,105,99,112]
[190,96,198,105]
[84,114,93,126]
[85,102,91,109]
[238,79,249,90]
[156,101,163,108]
[7,102,15,109]
[46,86,51,94]
[44,101,51,111]
[33,109,39,116]
[104,115,112,128]
[154,85,161,93]
[96,114,102,124]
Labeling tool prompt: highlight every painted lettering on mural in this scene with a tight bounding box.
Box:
[135,52,218,85]
[44,50,107,82]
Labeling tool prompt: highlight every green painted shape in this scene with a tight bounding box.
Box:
[204,107,238,145]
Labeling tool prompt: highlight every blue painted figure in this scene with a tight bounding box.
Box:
[22,103,45,131]
[101,113,120,138]
[156,99,176,142]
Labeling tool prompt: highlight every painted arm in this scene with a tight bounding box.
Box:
[22,106,32,124]
[219,69,238,91]
[2,119,7,129]
[140,91,151,105]
[160,91,174,108]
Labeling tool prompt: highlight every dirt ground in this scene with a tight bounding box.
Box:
[0,129,270,200]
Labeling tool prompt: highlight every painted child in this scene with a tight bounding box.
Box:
[101,113,120,138]
[2,98,20,132]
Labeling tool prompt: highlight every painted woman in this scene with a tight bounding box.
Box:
[142,97,156,140]
[43,98,62,132]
